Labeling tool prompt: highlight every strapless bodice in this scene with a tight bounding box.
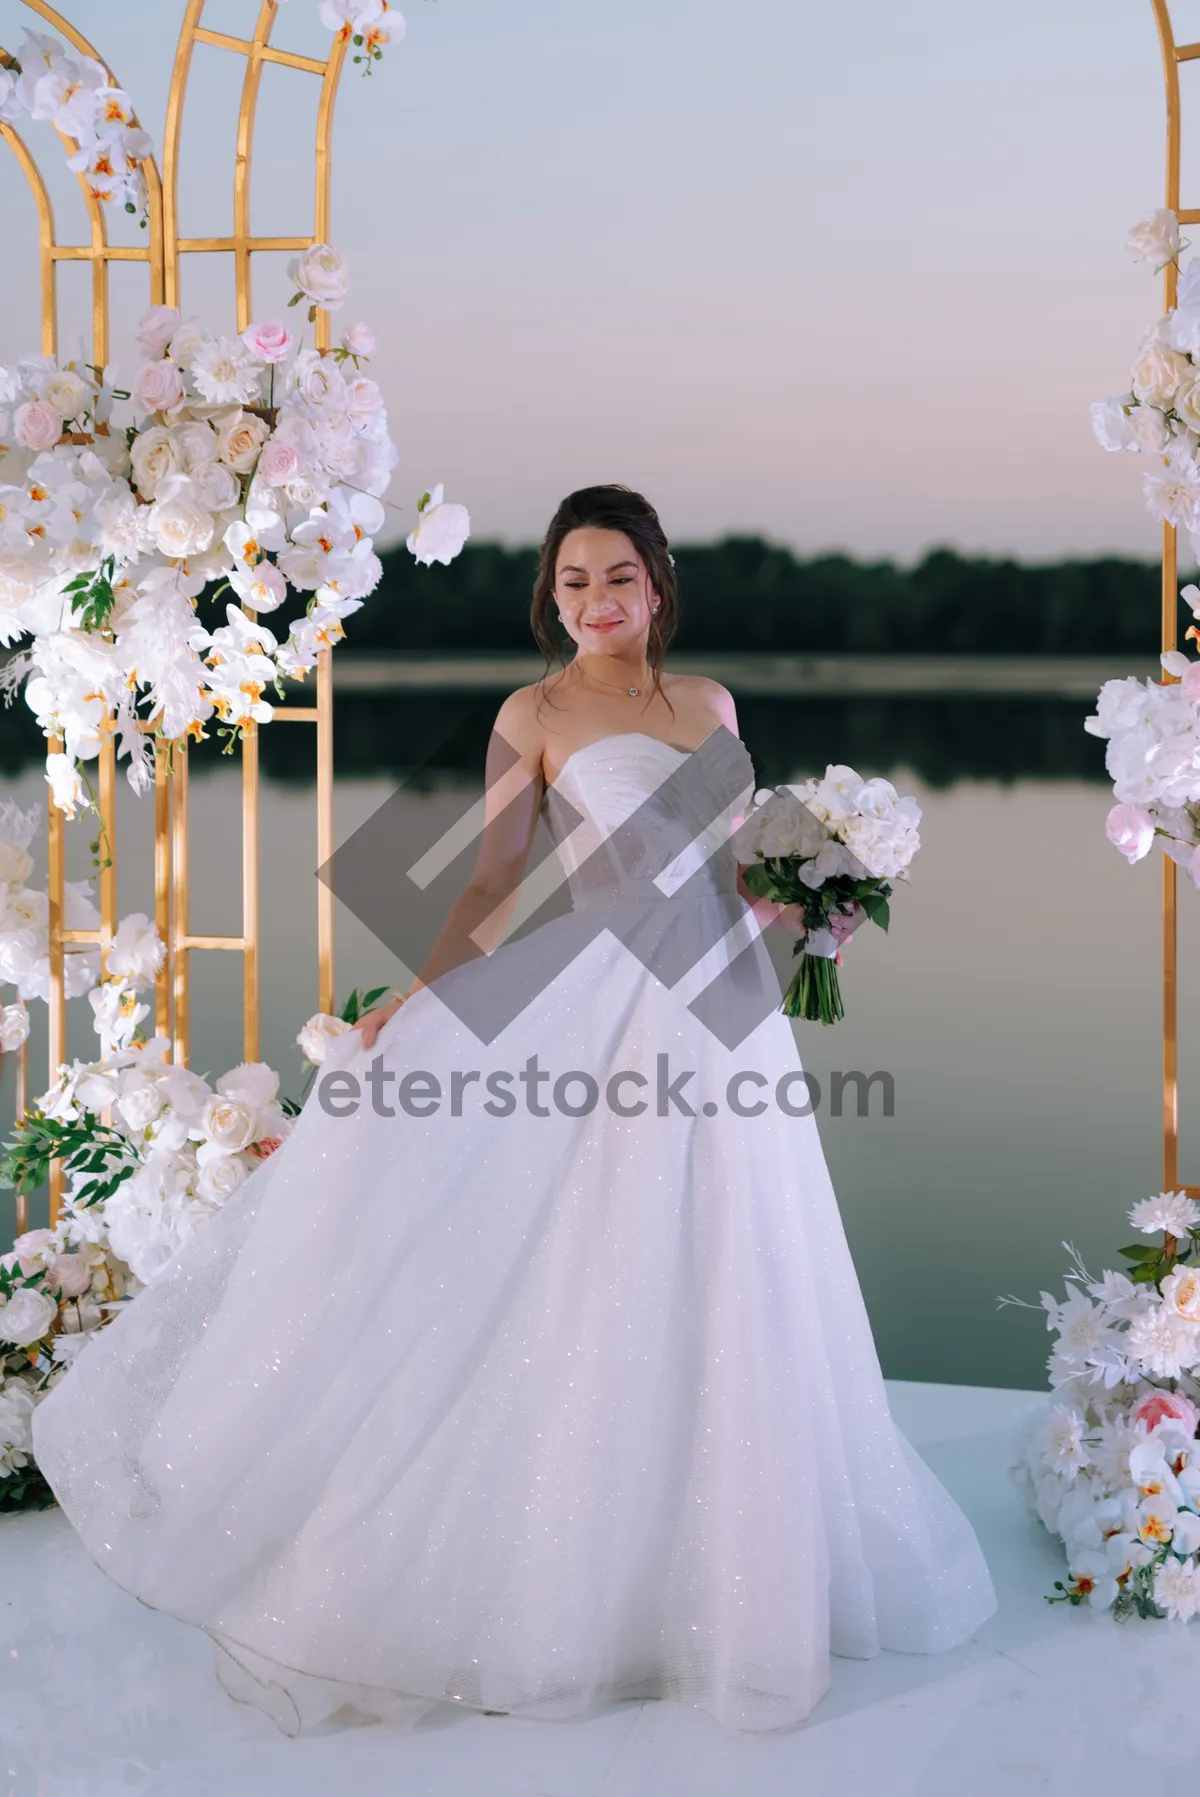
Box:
[540,728,755,911]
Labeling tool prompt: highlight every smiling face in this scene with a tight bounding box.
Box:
[553,527,658,657]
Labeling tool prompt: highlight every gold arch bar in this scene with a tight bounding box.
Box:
[1150,0,1197,1194]
[157,0,344,1069]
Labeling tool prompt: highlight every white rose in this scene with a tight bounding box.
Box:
[1130,403,1172,450]
[189,460,240,511]
[284,471,330,509]
[1163,1265,1200,1321]
[215,1061,280,1107]
[341,322,376,357]
[1132,340,1189,410]
[0,839,33,885]
[288,242,351,310]
[406,484,471,566]
[195,1152,248,1204]
[200,1094,258,1151]
[0,1000,29,1051]
[0,1285,58,1347]
[345,377,384,423]
[297,1012,352,1065]
[172,420,219,472]
[215,409,270,473]
[132,359,185,416]
[41,369,92,421]
[167,318,210,365]
[1127,208,1182,267]
[130,424,183,499]
[292,351,348,413]
[147,495,215,559]
[137,305,181,354]
[116,1078,166,1133]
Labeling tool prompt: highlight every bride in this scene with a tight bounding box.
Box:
[32,484,996,1737]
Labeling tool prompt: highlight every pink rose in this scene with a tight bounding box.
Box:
[1106,803,1156,864]
[46,1253,93,1298]
[133,359,185,416]
[341,322,376,357]
[241,320,294,364]
[1183,662,1200,705]
[249,1135,283,1159]
[1133,1388,1200,1436]
[12,1228,55,1265]
[15,399,62,451]
[137,305,181,354]
[257,439,300,487]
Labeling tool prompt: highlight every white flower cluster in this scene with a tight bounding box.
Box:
[0,1228,134,1480]
[737,766,921,888]
[1012,1192,1200,1620]
[1093,209,1200,544]
[0,31,152,218]
[40,1039,291,1288]
[0,281,468,809]
[1085,663,1200,885]
[0,799,98,1007]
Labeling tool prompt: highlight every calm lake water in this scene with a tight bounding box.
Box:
[1,683,1192,1391]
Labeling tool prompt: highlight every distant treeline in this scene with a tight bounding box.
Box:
[356,539,1176,657]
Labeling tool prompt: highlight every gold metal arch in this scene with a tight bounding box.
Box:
[1,1,346,1222]
[1149,0,1200,1194]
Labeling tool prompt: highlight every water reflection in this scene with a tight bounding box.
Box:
[0,686,1178,1391]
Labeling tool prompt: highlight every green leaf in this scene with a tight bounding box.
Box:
[1118,1243,1160,1261]
[1131,1261,1161,1284]
[287,290,303,307]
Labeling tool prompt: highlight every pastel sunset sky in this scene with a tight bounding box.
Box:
[0,0,1194,558]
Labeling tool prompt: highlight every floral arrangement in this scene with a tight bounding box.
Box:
[733,764,920,1024]
[0,970,395,1510]
[0,12,467,827]
[0,1039,292,1508]
[1087,206,1200,882]
[0,273,468,817]
[1010,1190,1200,1621]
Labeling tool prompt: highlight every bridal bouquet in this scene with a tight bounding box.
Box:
[1010,1191,1200,1622]
[734,765,921,1025]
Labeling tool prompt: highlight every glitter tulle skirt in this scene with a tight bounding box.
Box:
[31,737,995,1735]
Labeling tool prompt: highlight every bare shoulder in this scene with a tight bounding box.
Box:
[489,684,548,769]
[661,672,739,733]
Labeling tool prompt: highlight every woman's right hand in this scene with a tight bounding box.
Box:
[353,994,404,1051]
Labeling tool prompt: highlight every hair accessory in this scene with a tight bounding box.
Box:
[667,553,675,566]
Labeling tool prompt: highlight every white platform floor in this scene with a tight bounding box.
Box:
[2,1380,1187,1797]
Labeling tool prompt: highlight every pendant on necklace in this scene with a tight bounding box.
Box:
[627,686,639,696]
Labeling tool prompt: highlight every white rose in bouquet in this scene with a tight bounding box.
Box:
[198,1095,258,1152]
[195,1145,248,1204]
[0,1286,57,1348]
[1131,332,1188,410]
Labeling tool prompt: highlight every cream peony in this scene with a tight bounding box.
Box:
[1131,338,1189,410]
[288,242,350,310]
[214,409,270,473]
[129,424,183,499]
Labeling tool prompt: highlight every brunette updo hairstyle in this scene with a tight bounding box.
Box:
[530,485,678,705]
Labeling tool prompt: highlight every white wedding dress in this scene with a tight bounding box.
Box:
[32,727,995,1736]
